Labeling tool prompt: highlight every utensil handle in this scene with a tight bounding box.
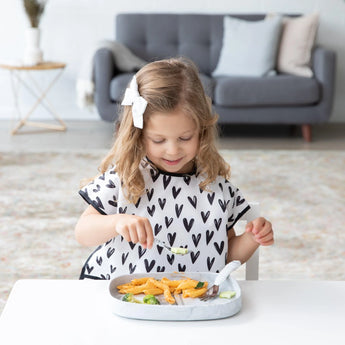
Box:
[214,260,241,286]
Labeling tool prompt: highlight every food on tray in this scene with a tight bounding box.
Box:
[170,247,188,255]
[219,290,236,299]
[117,277,208,304]
[143,294,160,305]
[122,293,161,305]
[122,293,142,303]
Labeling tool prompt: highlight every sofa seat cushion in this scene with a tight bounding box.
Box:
[110,73,215,102]
[110,73,135,102]
[214,75,320,107]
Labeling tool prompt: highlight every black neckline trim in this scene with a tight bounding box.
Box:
[143,157,197,177]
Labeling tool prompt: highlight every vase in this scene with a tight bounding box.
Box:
[23,28,43,66]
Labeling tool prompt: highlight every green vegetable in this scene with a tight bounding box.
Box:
[143,294,160,305]
[122,293,142,303]
[219,290,236,299]
[195,281,205,289]
[171,247,188,255]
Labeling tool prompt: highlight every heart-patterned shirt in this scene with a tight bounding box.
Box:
[78,161,250,280]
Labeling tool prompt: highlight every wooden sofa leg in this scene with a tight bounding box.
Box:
[301,124,312,142]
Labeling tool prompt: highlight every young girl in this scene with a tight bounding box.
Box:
[75,57,273,280]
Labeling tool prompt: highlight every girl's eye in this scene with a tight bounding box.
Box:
[152,139,165,144]
[179,137,192,141]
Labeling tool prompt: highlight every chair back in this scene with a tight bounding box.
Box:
[241,202,260,280]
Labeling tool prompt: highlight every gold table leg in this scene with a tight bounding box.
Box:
[9,68,67,135]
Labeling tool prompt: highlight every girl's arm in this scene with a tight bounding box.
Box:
[75,204,154,248]
[227,217,273,264]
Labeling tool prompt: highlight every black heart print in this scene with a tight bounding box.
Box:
[138,246,146,259]
[94,196,104,211]
[92,184,101,193]
[157,266,165,272]
[96,256,102,266]
[167,254,175,265]
[207,192,215,205]
[99,173,105,180]
[236,195,245,206]
[178,264,186,272]
[183,218,194,232]
[157,245,164,254]
[172,186,181,199]
[183,176,191,185]
[154,224,162,236]
[175,204,183,218]
[150,169,160,182]
[134,197,141,208]
[214,241,225,255]
[108,196,117,208]
[144,259,156,272]
[206,230,214,245]
[207,257,215,270]
[188,196,197,209]
[106,180,115,188]
[218,199,229,212]
[165,216,173,228]
[122,252,129,264]
[201,210,210,223]
[163,175,171,189]
[147,205,156,216]
[192,233,201,247]
[218,183,223,192]
[107,247,115,258]
[119,206,127,214]
[214,218,222,231]
[110,265,116,274]
[167,232,177,247]
[129,263,136,274]
[128,241,136,250]
[158,198,166,210]
[228,186,235,197]
[191,251,200,264]
[86,264,94,274]
[146,188,154,201]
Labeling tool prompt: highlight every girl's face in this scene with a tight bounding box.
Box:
[143,108,199,174]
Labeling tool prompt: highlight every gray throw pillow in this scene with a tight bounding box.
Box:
[212,16,282,77]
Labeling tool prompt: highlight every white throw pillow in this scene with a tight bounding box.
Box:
[277,13,319,78]
[212,16,282,77]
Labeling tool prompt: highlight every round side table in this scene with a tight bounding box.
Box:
[0,61,67,135]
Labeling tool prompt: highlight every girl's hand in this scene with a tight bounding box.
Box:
[245,217,274,246]
[114,214,154,249]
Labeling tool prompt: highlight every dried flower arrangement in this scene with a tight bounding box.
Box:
[23,0,47,28]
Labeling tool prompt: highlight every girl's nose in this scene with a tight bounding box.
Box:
[165,141,180,155]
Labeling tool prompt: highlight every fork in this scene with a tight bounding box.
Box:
[154,238,189,255]
[200,260,241,301]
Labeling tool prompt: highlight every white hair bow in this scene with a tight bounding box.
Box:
[121,76,147,129]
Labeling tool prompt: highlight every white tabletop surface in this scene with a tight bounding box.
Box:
[0,279,344,345]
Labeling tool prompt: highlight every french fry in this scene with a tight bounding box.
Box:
[117,276,208,303]
[182,287,208,298]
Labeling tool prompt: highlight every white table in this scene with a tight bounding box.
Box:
[0,280,344,345]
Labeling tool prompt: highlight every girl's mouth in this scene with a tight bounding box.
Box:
[163,158,182,166]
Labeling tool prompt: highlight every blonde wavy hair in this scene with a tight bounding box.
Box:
[94,57,230,203]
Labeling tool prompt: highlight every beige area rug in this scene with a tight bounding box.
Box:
[1,150,344,314]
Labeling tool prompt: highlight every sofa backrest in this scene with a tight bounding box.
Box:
[116,13,268,75]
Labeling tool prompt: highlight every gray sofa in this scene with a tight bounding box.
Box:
[93,13,336,142]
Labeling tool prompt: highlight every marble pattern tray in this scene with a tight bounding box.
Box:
[108,271,241,321]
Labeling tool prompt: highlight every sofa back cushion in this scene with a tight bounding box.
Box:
[116,13,268,75]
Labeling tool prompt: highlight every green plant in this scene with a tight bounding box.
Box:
[23,0,47,28]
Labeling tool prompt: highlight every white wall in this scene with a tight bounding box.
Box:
[0,0,344,122]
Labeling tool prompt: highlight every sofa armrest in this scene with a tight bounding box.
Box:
[94,47,119,122]
[312,46,336,121]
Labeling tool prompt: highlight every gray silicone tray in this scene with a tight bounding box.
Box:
[109,271,241,321]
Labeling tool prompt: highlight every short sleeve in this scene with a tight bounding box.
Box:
[79,169,119,215]
[226,182,251,230]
